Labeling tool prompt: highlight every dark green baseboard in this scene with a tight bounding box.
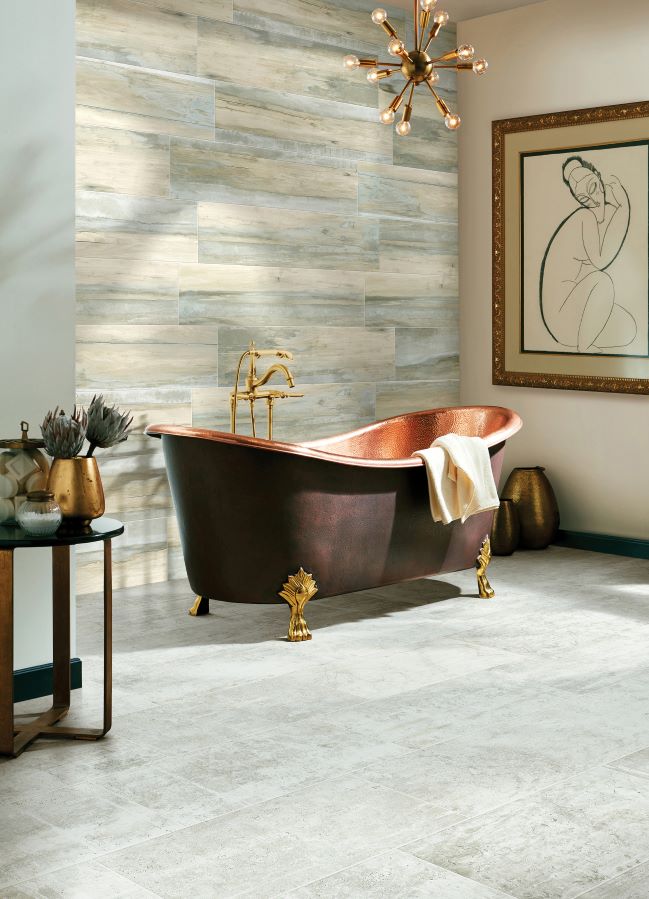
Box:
[13,659,82,703]
[556,530,649,560]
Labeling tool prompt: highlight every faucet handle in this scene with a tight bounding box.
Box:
[254,348,293,360]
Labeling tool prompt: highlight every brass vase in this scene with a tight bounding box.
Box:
[490,498,520,555]
[500,466,559,550]
[48,457,105,528]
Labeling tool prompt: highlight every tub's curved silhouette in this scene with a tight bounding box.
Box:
[146,405,521,610]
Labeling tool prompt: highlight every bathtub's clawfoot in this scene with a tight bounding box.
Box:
[188,595,210,616]
[476,536,495,599]
[279,568,318,641]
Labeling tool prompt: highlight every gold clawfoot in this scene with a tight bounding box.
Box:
[278,568,318,641]
[476,535,495,599]
[188,595,209,616]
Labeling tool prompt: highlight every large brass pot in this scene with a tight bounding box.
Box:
[500,466,559,549]
[490,498,520,555]
[48,457,105,528]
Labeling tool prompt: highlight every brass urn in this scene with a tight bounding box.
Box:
[500,467,559,550]
[48,457,105,528]
[490,498,520,555]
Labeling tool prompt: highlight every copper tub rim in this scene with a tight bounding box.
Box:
[146,405,522,470]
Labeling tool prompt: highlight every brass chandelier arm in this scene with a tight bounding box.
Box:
[422,19,445,54]
[425,80,451,119]
[413,0,418,48]
[422,31,438,53]
[391,77,414,112]
[418,10,431,49]
[406,81,415,110]
[434,63,474,69]
[433,63,459,68]
[425,80,446,108]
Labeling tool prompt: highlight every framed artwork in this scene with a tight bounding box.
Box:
[492,100,649,394]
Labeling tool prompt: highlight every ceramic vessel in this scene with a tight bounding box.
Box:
[48,457,105,528]
[0,421,49,525]
[490,498,520,555]
[500,466,559,549]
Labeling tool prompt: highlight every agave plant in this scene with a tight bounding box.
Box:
[41,407,88,459]
[85,395,133,457]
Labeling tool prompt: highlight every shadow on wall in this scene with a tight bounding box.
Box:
[0,81,74,282]
[0,82,75,416]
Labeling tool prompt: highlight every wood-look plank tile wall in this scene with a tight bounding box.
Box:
[75,0,459,593]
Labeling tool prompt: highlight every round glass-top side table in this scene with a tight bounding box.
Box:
[0,517,124,758]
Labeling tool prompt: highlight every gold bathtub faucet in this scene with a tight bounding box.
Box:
[230,342,303,440]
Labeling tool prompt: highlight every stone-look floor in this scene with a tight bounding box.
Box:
[1,547,649,898]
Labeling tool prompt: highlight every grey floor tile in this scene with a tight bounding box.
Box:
[608,746,649,779]
[3,862,158,897]
[3,547,649,896]
[0,805,94,890]
[100,775,459,897]
[406,766,649,899]
[573,860,649,898]
[289,849,517,898]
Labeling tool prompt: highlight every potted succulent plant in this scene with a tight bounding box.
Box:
[42,396,132,528]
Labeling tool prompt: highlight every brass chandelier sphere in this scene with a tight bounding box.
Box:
[343,0,488,136]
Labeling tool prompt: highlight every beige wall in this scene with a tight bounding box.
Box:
[75,0,461,592]
[0,1,76,666]
[458,0,649,540]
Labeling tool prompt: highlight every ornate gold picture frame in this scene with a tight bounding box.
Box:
[493,100,649,394]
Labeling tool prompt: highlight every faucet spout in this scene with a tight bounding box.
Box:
[250,362,295,390]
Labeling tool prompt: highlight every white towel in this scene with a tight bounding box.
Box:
[413,433,499,525]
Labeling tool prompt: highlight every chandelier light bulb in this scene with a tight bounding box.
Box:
[371,7,388,23]
[427,69,440,84]
[395,120,412,136]
[473,58,488,75]
[419,0,437,9]
[387,38,405,56]
[367,68,379,83]
[445,112,461,130]
[343,54,360,70]
[379,107,395,124]
[433,9,449,24]
[458,43,475,61]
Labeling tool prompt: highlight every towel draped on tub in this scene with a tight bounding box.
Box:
[413,433,500,525]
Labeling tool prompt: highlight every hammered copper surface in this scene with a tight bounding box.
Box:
[500,466,559,550]
[490,498,520,556]
[146,406,521,605]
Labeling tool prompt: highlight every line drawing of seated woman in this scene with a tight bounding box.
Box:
[539,154,637,353]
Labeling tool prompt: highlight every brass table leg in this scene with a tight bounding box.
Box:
[52,544,71,714]
[11,539,114,755]
[0,550,14,756]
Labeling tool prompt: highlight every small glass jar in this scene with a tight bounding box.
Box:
[16,490,62,537]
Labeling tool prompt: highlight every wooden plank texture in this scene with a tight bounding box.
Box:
[77,0,198,74]
[180,263,365,327]
[198,203,378,270]
[75,5,459,593]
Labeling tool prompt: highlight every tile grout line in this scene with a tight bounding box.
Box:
[570,852,649,898]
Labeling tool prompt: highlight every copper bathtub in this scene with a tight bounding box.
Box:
[146,405,521,640]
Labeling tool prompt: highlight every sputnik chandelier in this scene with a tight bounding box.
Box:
[343,1,487,135]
